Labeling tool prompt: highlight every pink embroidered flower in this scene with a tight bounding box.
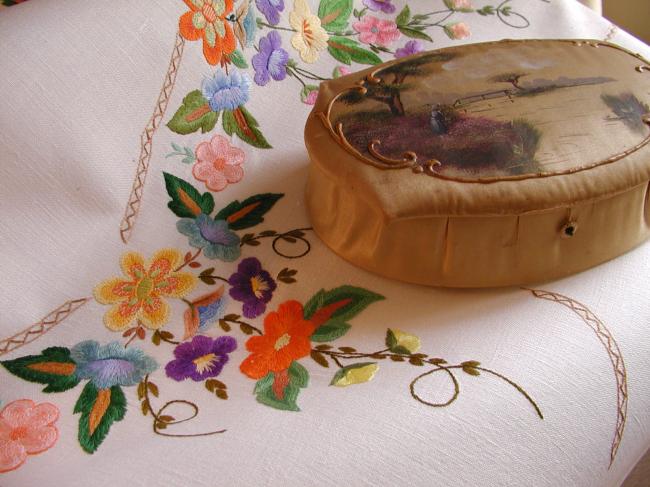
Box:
[445,0,473,11]
[0,400,59,473]
[193,135,245,191]
[353,16,400,47]
[444,22,471,40]
[304,90,319,105]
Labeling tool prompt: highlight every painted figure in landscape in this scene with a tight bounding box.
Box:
[332,44,649,179]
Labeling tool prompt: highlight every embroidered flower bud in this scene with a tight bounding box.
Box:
[386,328,421,354]
[330,362,379,387]
[444,22,471,40]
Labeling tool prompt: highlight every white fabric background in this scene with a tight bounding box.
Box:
[1,1,650,486]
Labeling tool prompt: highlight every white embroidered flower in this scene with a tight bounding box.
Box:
[289,0,329,63]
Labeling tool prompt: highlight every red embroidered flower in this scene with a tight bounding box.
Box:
[239,300,316,379]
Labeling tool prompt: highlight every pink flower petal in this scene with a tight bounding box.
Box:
[29,403,59,429]
[20,425,58,454]
[377,19,398,31]
[206,172,228,191]
[358,31,378,44]
[223,164,244,183]
[0,419,12,442]
[195,141,216,163]
[209,135,231,158]
[226,147,245,166]
[0,440,27,473]
[193,161,216,181]
[0,400,35,428]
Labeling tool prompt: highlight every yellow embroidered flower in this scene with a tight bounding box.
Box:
[94,249,197,331]
[289,0,329,63]
[330,363,379,387]
[386,328,421,354]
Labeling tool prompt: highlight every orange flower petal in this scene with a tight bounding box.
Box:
[202,34,223,65]
[160,272,197,298]
[93,277,130,305]
[104,303,138,331]
[179,11,202,41]
[150,248,183,274]
[139,298,170,330]
[120,252,145,279]
[182,0,201,12]
[221,22,237,55]
[240,350,274,379]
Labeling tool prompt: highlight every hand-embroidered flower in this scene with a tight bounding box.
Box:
[193,134,245,191]
[362,0,396,14]
[166,335,237,382]
[289,0,329,63]
[179,0,237,65]
[256,0,284,25]
[240,300,315,379]
[202,70,251,112]
[353,16,400,47]
[444,22,471,40]
[177,214,241,261]
[0,400,59,473]
[444,0,473,11]
[228,257,277,318]
[70,341,158,389]
[183,286,228,339]
[94,249,197,331]
[394,40,423,58]
[252,31,289,86]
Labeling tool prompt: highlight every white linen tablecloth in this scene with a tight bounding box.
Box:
[1,1,649,486]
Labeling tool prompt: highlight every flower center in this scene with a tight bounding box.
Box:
[135,276,154,301]
[274,333,291,351]
[250,276,270,298]
[212,157,227,170]
[202,3,218,23]
[371,26,379,33]
[302,19,314,43]
[193,353,217,373]
[10,426,28,441]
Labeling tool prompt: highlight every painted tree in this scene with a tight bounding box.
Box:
[339,52,455,116]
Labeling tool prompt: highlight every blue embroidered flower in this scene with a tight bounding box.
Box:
[256,0,284,25]
[243,5,257,46]
[202,70,251,112]
[252,31,289,86]
[70,341,158,389]
[177,213,241,262]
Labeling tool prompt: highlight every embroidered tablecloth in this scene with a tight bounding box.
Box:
[1,1,649,486]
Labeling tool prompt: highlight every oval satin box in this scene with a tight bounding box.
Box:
[305,39,650,287]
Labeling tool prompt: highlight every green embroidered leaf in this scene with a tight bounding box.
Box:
[305,286,384,341]
[398,26,433,42]
[254,361,309,411]
[214,193,284,230]
[74,382,127,454]
[330,362,378,386]
[1,347,80,393]
[222,107,272,149]
[396,4,410,25]
[318,0,353,32]
[310,321,351,342]
[230,49,248,68]
[327,37,382,65]
[385,329,411,355]
[167,90,218,135]
[163,172,215,218]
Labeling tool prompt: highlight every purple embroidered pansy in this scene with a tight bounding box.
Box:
[165,335,237,382]
[202,70,251,112]
[256,0,284,25]
[362,0,396,14]
[394,40,423,59]
[177,214,241,262]
[70,341,158,389]
[252,31,289,86]
[228,257,277,318]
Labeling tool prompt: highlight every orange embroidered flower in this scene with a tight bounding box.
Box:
[179,0,237,66]
[240,300,316,379]
[94,249,197,331]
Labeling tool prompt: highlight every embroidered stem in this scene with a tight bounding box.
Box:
[240,227,313,259]
[175,248,202,272]
[474,366,543,419]
[221,317,263,336]
[141,375,226,438]
[119,32,186,244]
[410,365,460,407]
[0,297,91,357]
